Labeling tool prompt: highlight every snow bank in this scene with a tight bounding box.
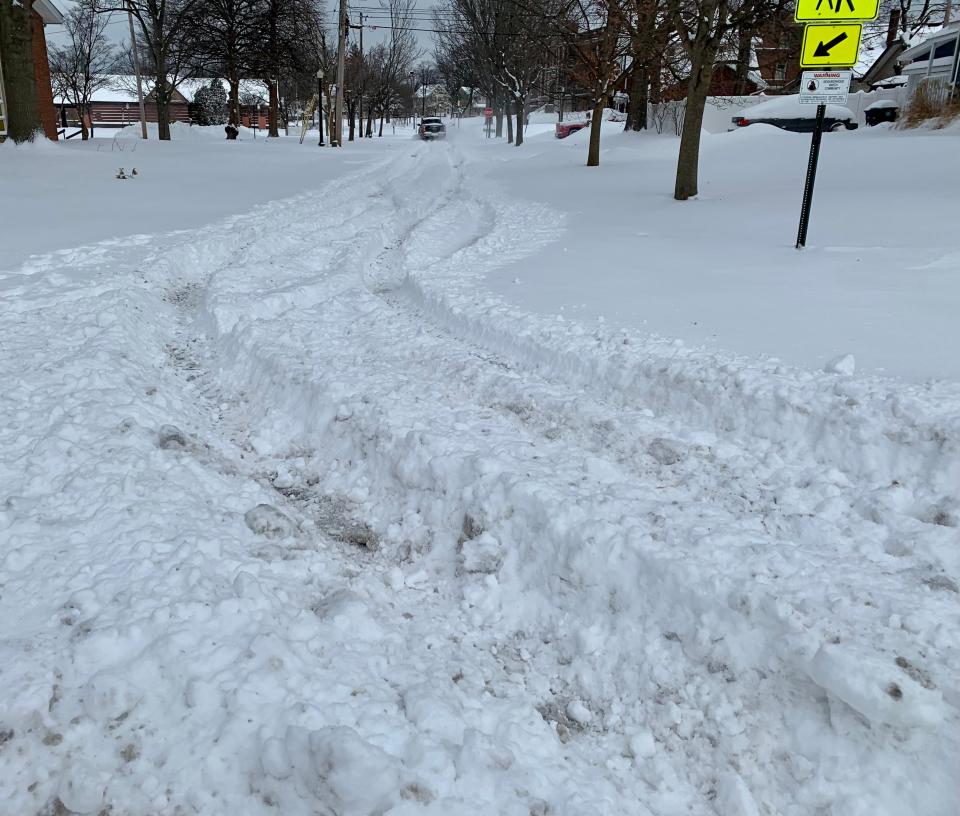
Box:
[200,143,959,815]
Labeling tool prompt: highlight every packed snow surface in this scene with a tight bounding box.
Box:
[1,124,958,816]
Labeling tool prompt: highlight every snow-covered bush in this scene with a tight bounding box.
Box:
[193,79,228,126]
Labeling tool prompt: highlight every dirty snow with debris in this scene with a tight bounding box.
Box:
[1,125,958,816]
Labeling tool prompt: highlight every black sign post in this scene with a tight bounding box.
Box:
[796,103,826,249]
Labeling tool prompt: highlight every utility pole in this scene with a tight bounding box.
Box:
[127,1,148,139]
[358,11,363,60]
[358,12,364,138]
[317,68,325,145]
[334,0,348,146]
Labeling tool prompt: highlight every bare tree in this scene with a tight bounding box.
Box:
[365,0,420,132]
[103,0,202,139]
[560,0,629,165]
[48,0,115,139]
[247,0,324,137]
[668,0,786,199]
[193,0,262,126]
[436,0,560,146]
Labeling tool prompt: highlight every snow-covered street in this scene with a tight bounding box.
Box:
[2,128,958,816]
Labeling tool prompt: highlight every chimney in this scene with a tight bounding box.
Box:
[886,9,901,47]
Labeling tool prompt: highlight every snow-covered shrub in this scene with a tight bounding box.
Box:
[193,79,228,126]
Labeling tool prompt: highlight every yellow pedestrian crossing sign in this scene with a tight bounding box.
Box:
[800,23,863,67]
[795,0,879,21]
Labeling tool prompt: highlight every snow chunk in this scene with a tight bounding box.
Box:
[566,699,594,726]
[628,729,657,760]
[648,438,684,466]
[805,644,946,729]
[460,531,504,574]
[58,759,106,814]
[824,353,856,376]
[81,671,143,721]
[157,424,188,449]
[285,725,402,815]
[244,503,296,539]
[715,772,761,816]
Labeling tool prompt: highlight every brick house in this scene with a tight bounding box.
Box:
[56,77,273,132]
[662,64,767,101]
[755,17,804,92]
[0,0,62,140]
[32,0,61,139]
[56,77,193,130]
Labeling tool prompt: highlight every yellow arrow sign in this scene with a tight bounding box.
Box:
[795,0,879,21]
[800,23,863,68]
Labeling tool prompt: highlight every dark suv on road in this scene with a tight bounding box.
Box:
[419,117,446,140]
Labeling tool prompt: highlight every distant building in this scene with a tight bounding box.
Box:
[755,18,803,91]
[55,76,273,133]
[899,22,960,104]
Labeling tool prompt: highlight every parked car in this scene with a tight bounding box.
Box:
[418,117,446,140]
[731,95,858,133]
[864,99,900,126]
[555,120,590,139]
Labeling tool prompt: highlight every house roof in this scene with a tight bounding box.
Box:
[900,21,960,62]
[34,0,64,24]
[53,76,267,105]
[857,40,905,81]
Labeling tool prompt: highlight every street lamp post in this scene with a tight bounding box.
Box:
[409,70,416,131]
[421,66,427,117]
[317,68,325,146]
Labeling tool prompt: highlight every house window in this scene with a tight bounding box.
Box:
[910,48,931,64]
[775,63,787,81]
[933,40,957,60]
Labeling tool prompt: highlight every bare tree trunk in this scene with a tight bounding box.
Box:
[347,99,356,141]
[495,93,504,138]
[514,96,524,146]
[155,79,171,141]
[650,57,662,105]
[268,79,279,137]
[733,26,752,95]
[625,64,647,131]
[378,111,384,136]
[0,0,42,142]
[228,74,241,126]
[674,45,715,200]
[506,99,513,144]
[587,98,604,166]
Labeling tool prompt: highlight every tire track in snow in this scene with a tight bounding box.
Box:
[196,139,957,816]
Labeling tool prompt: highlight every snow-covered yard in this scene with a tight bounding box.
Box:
[1,122,958,816]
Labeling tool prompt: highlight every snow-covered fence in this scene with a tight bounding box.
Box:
[648,96,768,135]
[845,87,908,124]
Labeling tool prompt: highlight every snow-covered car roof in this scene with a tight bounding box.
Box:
[865,99,900,110]
[742,95,855,121]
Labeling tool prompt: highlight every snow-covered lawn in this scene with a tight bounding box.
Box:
[477,120,960,381]
[1,123,957,816]
[5,123,412,268]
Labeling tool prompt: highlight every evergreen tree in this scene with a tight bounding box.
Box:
[193,78,228,125]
